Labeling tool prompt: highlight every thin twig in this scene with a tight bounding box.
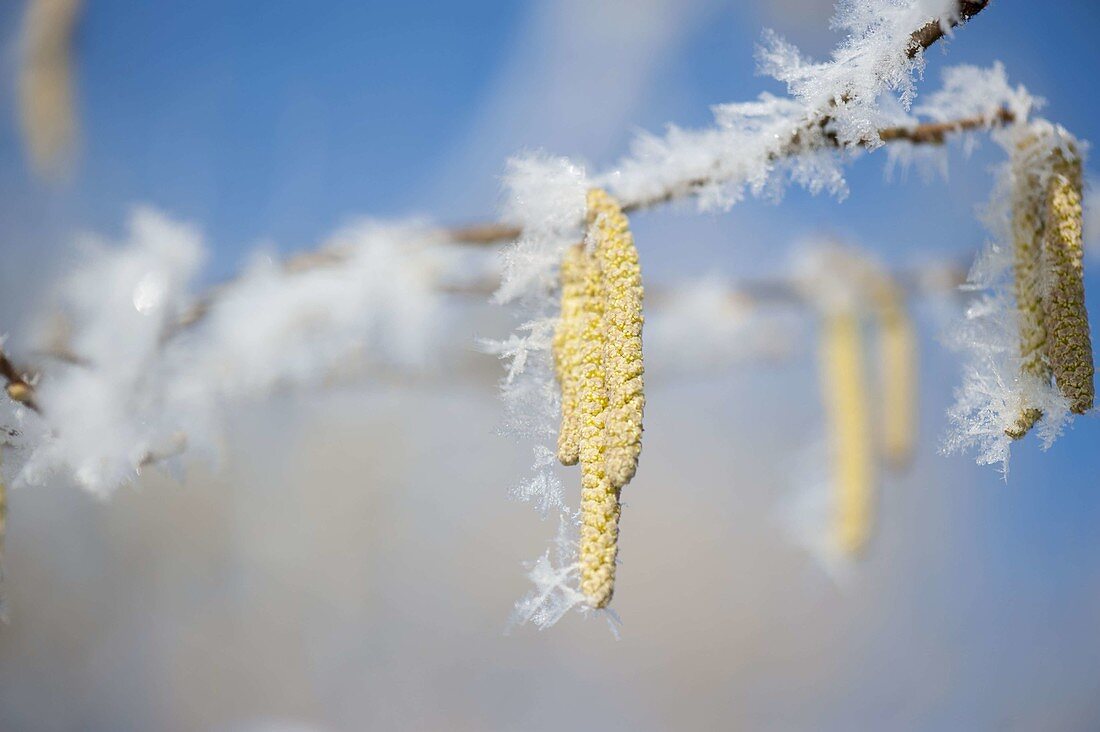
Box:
[907,0,990,58]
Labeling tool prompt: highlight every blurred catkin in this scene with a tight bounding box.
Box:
[553,243,588,465]
[1042,146,1094,414]
[19,0,82,178]
[588,189,645,490]
[820,310,873,556]
[871,276,916,469]
[1006,134,1051,438]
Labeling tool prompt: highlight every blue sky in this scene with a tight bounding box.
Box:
[1,0,1099,280]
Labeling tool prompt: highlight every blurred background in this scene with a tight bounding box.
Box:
[2,1,1100,729]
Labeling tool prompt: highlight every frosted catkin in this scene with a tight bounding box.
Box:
[588,189,645,490]
[553,243,588,466]
[872,277,917,469]
[567,188,646,609]
[1006,134,1051,439]
[1042,147,1094,414]
[820,310,874,556]
[575,217,616,609]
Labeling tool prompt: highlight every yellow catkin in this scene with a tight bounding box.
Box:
[19,0,82,177]
[1006,134,1052,439]
[588,189,645,490]
[872,277,917,469]
[558,188,645,609]
[576,222,616,609]
[572,187,646,603]
[1043,147,1094,414]
[820,310,874,557]
[553,243,588,465]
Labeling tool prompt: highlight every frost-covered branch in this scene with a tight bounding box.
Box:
[434,108,1015,247]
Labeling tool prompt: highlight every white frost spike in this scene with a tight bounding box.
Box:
[756,0,962,147]
[944,293,1072,471]
[495,152,588,305]
[510,445,567,518]
[508,515,586,631]
[915,62,1039,128]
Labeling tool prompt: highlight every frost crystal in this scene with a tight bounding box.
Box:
[508,515,585,631]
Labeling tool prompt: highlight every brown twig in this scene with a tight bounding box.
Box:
[907,0,990,58]
[879,108,1014,145]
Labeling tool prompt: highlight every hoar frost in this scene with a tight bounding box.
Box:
[6,210,478,495]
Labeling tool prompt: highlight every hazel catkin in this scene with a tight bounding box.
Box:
[1042,146,1094,414]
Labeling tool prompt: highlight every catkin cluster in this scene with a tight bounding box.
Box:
[1007,130,1093,438]
[811,256,917,559]
[552,188,644,609]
